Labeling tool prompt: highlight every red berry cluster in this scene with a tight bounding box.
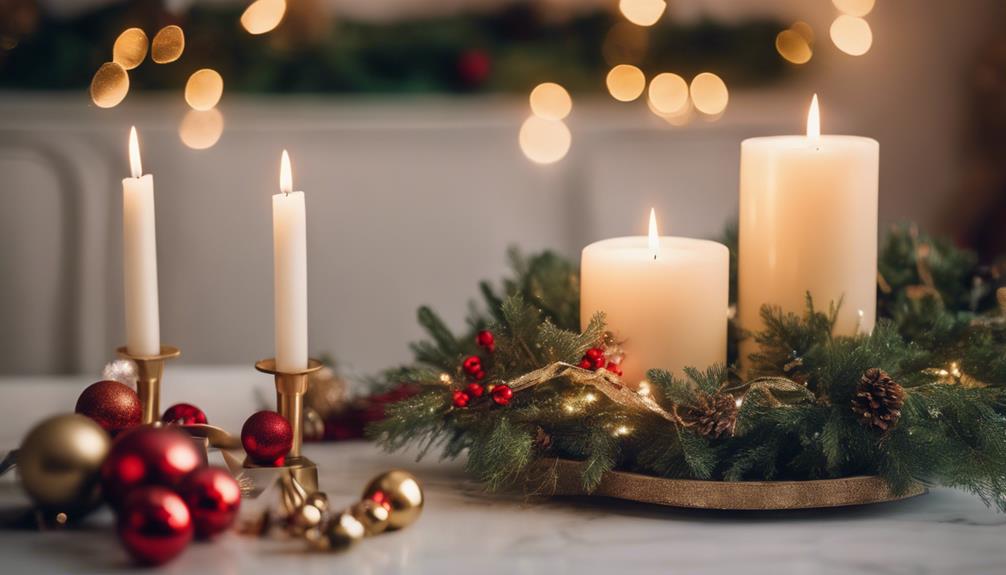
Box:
[452,331,513,407]
[579,346,623,377]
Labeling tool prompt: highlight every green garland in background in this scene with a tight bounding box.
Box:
[0,2,785,94]
[371,224,1006,509]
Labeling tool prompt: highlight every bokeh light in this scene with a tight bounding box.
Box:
[529,82,572,121]
[647,72,689,115]
[832,0,875,17]
[179,108,224,150]
[830,15,873,56]
[790,21,815,44]
[151,25,184,64]
[112,28,148,70]
[184,69,224,111]
[519,116,571,165]
[776,29,812,64]
[606,65,646,102]
[647,96,692,126]
[241,0,287,35]
[619,0,666,27]
[689,72,729,116]
[90,62,129,108]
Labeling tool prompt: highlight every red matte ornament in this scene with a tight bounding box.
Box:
[101,426,204,508]
[241,411,293,466]
[178,467,241,539]
[491,384,513,406]
[117,486,193,566]
[75,380,142,434]
[162,403,208,425]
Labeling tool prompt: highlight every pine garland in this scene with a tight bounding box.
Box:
[370,225,1006,510]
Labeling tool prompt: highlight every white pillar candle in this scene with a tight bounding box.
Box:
[581,209,729,386]
[122,126,161,356]
[273,150,309,372]
[738,95,879,368]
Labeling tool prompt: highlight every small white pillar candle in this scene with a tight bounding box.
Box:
[738,95,879,367]
[273,150,309,372]
[122,126,161,356]
[581,210,729,386]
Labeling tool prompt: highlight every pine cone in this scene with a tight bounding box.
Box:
[851,368,905,431]
[692,393,738,439]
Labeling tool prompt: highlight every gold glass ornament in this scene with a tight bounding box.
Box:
[302,407,325,442]
[361,470,424,530]
[151,25,184,64]
[90,62,129,108]
[17,414,110,513]
[324,510,366,550]
[304,365,347,419]
[350,499,389,536]
[112,27,148,70]
[287,501,325,537]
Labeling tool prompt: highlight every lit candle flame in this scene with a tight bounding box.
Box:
[280,149,292,195]
[807,93,820,142]
[648,208,660,260]
[128,126,142,178]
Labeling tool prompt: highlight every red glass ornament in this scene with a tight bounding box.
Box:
[585,348,604,360]
[117,486,192,566]
[462,355,482,375]
[579,359,593,370]
[101,426,204,508]
[475,330,495,352]
[605,362,623,377]
[466,383,485,398]
[492,384,513,406]
[178,467,241,539]
[241,411,292,466]
[162,403,208,425]
[452,390,470,408]
[75,380,142,434]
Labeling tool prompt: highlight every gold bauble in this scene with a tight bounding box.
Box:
[287,501,325,537]
[350,499,390,536]
[302,407,325,442]
[304,366,347,418]
[323,510,365,550]
[16,414,110,513]
[361,470,424,530]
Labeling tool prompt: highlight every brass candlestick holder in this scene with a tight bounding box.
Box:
[252,358,324,494]
[116,345,182,424]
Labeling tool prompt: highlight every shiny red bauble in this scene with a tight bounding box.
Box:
[162,403,208,425]
[451,390,470,408]
[462,355,482,375]
[466,383,485,398]
[178,467,241,539]
[117,486,193,566]
[241,411,292,466]
[475,330,495,352]
[75,380,142,434]
[101,426,204,508]
[491,384,513,406]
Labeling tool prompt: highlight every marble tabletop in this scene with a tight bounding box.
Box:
[1,369,1005,574]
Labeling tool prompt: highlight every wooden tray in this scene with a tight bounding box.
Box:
[527,458,927,510]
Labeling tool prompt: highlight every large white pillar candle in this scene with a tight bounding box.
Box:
[273,150,309,372]
[581,210,729,386]
[122,126,161,356]
[738,95,879,368]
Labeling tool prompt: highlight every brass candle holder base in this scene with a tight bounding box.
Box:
[250,358,324,494]
[116,345,181,425]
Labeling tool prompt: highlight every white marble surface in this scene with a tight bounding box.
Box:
[2,370,1005,574]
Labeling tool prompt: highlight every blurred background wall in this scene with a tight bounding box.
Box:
[1,0,1004,380]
